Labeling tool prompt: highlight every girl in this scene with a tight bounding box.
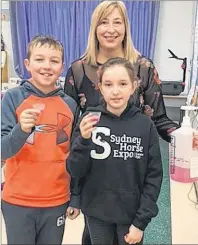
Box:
[67,57,163,245]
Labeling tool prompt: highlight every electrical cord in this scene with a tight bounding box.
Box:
[191,110,198,127]
[191,110,198,128]
[187,183,198,210]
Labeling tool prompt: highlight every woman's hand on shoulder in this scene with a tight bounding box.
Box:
[78,93,86,108]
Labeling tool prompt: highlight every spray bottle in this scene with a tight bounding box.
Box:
[169,105,198,183]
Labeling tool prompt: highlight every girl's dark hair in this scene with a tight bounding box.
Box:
[97,57,138,84]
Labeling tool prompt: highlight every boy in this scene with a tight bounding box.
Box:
[1,35,80,245]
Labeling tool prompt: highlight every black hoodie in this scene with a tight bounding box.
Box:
[67,103,163,231]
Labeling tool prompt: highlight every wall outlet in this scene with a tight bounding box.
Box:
[9,77,21,85]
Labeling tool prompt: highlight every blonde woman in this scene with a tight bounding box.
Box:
[64,1,178,142]
[64,1,178,244]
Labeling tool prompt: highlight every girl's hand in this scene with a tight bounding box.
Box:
[124,225,143,244]
[80,113,100,139]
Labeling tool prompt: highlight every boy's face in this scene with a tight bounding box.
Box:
[24,44,64,93]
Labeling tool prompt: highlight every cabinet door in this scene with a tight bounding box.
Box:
[1,51,8,83]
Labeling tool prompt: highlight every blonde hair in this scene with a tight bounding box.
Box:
[82,1,140,66]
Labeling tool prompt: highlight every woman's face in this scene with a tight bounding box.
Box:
[96,8,125,52]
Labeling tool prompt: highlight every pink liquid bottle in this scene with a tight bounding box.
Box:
[169,106,198,183]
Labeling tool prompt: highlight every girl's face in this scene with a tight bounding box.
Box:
[96,8,125,51]
[99,65,135,116]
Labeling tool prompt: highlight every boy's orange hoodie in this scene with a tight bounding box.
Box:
[1,80,79,207]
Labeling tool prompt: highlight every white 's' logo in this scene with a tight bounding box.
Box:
[91,127,111,159]
[91,127,144,160]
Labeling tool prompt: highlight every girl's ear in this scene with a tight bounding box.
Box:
[131,80,138,95]
[133,80,138,90]
[61,63,65,74]
[98,82,103,95]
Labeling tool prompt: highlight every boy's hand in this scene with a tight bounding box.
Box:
[66,206,80,220]
[80,113,100,139]
[20,109,41,133]
[124,225,143,244]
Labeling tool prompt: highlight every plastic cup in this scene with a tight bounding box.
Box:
[90,111,101,121]
[32,103,45,111]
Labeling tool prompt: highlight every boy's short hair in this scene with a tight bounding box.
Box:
[27,35,64,62]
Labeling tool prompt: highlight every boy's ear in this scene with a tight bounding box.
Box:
[24,59,30,72]
[61,62,65,74]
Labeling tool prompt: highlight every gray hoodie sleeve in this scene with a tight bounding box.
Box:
[1,91,32,160]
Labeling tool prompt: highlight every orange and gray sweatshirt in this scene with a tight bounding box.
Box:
[1,80,80,208]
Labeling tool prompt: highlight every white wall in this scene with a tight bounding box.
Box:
[2,1,18,78]
[1,1,196,81]
[154,1,196,83]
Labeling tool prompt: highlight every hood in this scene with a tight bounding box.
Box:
[20,80,65,98]
[86,102,140,119]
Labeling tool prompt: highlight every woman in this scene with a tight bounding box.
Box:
[64,1,178,142]
[64,1,178,244]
